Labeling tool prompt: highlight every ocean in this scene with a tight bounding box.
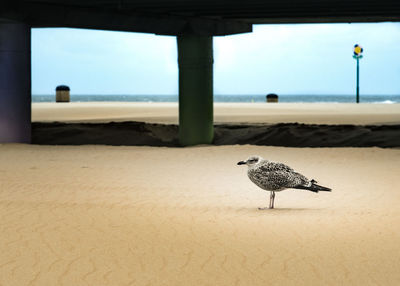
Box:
[32,94,400,103]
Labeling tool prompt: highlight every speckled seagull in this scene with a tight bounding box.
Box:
[237,156,331,209]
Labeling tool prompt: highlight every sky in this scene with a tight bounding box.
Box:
[32,23,400,95]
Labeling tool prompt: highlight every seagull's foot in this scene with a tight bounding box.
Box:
[258,206,273,210]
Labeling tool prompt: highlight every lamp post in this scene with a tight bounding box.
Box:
[353,44,363,103]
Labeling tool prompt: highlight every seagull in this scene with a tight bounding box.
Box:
[237,155,331,209]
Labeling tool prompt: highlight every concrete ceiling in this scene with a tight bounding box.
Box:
[2,0,400,35]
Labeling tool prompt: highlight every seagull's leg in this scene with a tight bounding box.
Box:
[270,191,275,209]
[258,192,276,210]
[269,191,273,209]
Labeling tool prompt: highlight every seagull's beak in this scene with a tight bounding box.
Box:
[237,161,246,165]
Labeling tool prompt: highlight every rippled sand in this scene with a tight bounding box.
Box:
[1,144,400,285]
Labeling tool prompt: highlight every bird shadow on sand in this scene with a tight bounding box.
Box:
[228,206,326,215]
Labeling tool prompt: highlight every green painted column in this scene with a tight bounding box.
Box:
[356,57,360,103]
[177,35,213,146]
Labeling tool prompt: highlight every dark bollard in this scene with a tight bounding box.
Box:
[56,85,70,102]
[266,93,278,103]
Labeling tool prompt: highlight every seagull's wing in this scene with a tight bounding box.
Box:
[256,161,310,189]
[261,170,295,189]
[289,172,310,187]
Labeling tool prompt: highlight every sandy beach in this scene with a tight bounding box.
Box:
[1,102,399,285]
[31,102,400,147]
[32,102,400,125]
[1,144,400,285]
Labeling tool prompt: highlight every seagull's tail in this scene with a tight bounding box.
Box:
[294,180,332,193]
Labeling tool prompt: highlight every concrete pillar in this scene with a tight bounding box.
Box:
[0,21,31,143]
[177,35,213,146]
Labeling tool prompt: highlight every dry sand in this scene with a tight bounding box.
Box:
[32,102,400,125]
[1,144,400,285]
[3,102,400,285]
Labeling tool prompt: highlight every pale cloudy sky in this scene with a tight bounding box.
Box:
[32,22,400,95]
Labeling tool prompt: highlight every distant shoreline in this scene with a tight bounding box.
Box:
[32,94,400,104]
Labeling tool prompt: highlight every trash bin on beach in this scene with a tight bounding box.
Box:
[56,85,70,102]
[266,93,278,103]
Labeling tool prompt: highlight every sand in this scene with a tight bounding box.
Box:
[2,102,399,285]
[32,102,400,125]
[31,102,400,148]
[1,144,400,286]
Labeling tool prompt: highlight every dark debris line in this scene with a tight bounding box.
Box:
[32,122,400,148]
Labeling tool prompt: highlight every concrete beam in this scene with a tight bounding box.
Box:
[177,35,213,146]
[1,3,252,36]
[0,21,31,143]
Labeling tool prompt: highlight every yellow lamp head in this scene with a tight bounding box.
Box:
[354,44,363,56]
